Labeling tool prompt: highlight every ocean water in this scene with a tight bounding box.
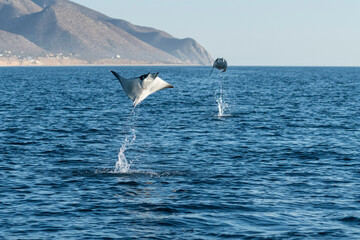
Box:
[1,66,360,239]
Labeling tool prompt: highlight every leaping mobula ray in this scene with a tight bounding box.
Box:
[210,58,228,75]
[111,71,174,107]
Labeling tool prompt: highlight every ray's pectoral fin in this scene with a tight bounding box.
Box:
[111,71,124,83]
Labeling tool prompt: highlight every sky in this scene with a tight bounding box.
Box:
[71,0,360,66]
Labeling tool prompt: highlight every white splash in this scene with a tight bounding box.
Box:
[114,128,136,173]
[216,87,229,117]
[212,72,231,117]
[113,108,137,173]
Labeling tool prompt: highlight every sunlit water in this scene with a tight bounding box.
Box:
[1,66,360,239]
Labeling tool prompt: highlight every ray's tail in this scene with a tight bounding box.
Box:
[209,67,214,76]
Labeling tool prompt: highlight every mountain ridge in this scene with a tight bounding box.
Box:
[0,0,213,66]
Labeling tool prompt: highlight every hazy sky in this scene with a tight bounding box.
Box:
[71,0,360,66]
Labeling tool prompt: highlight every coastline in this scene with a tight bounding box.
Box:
[0,57,203,67]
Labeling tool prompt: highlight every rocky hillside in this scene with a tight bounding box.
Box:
[0,0,213,65]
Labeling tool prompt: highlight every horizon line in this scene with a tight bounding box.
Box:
[1,65,360,68]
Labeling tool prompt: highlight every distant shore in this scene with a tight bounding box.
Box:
[0,57,202,67]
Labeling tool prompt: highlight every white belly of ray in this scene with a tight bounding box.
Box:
[111,71,174,107]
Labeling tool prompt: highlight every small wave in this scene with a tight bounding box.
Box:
[213,113,232,118]
[71,168,193,178]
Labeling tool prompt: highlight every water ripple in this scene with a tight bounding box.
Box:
[1,66,360,239]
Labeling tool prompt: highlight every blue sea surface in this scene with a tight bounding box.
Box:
[1,66,360,239]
